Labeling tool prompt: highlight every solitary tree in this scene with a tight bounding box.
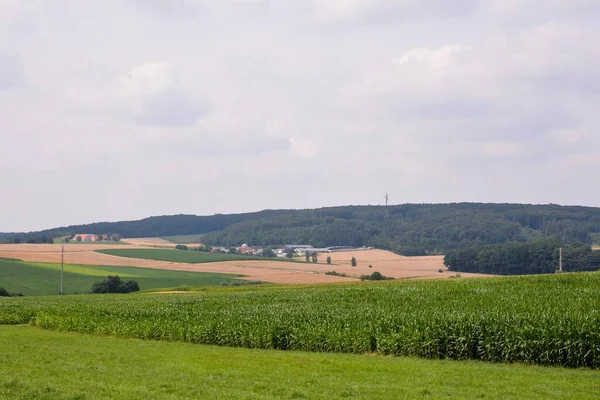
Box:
[110,233,122,242]
[326,256,332,265]
[305,252,311,262]
[262,248,276,258]
[311,252,318,263]
[351,257,357,267]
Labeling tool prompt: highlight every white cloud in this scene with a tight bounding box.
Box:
[0,0,600,230]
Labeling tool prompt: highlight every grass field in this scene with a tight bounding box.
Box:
[0,258,240,296]
[96,248,275,263]
[2,273,599,368]
[1,326,598,400]
[161,234,204,244]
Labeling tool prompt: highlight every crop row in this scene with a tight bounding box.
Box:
[1,273,599,368]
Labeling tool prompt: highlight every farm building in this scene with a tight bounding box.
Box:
[72,234,100,242]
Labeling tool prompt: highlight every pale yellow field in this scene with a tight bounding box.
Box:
[0,244,493,284]
[121,237,183,247]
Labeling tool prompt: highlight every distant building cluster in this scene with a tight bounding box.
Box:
[71,234,110,242]
[206,243,366,257]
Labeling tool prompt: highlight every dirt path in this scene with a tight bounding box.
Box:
[0,244,492,284]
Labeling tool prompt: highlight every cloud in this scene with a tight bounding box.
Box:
[112,62,205,126]
[0,50,23,90]
[1,0,600,231]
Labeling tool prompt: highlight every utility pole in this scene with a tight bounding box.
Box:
[559,247,563,273]
[60,245,64,295]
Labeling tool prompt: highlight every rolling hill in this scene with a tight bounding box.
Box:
[2,203,600,255]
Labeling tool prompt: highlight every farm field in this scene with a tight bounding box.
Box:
[1,326,598,400]
[96,248,271,263]
[161,234,205,244]
[0,244,491,284]
[0,258,240,296]
[121,237,182,247]
[2,273,599,368]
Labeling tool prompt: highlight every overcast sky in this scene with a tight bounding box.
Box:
[1,1,600,231]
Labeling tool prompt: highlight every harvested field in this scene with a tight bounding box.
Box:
[0,244,492,284]
[121,237,182,247]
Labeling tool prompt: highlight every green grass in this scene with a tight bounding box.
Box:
[161,234,204,244]
[2,273,599,368]
[96,248,276,263]
[0,259,240,296]
[1,326,598,400]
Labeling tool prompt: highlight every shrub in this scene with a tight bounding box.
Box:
[351,257,357,267]
[175,244,188,251]
[369,265,373,269]
[360,271,394,281]
[91,276,140,294]
[438,268,444,273]
[326,256,332,265]
[325,271,348,277]
[0,287,9,297]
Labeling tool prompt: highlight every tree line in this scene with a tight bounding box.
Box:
[444,238,600,275]
[2,203,600,256]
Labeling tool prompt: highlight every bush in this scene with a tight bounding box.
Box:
[360,271,394,281]
[326,256,332,265]
[175,244,188,251]
[325,271,348,277]
[351,257,357,267]
[438,268,444,273]
[0,287,24,297]
[91,276,140,294]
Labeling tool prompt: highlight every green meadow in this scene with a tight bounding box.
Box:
[161,234,204,244]
[1,325,599,400]
[0,258,240,296]
[96,248,272,263]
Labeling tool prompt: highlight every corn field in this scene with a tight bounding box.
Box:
[1,273,599,368]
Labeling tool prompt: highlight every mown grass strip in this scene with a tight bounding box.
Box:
[2,325,599,400]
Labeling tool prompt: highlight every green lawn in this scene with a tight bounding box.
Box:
[96,248,279,263]
[161,234,204,244]
[0,259,240,296]
[0,326,598,400]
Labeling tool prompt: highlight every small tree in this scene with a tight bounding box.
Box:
[311,252,318,263]
[286,252,294,258]
[76,236,82,242]
[351,257,357,267]
[305,252,310,262]
[326,256,332,265]
[110,233,122,242]
[262,248,276,258]
[96,234,103,242]
[91,275,140,294]
[175,244,188,251]
[228,247,238,255]
[0,287,9,297]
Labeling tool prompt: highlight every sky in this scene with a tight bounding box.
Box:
[1,1,600,231]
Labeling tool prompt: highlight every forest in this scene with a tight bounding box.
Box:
[2,203,600,256]
[444,239,600,275]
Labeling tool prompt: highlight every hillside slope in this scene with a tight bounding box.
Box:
[2,203,600,255]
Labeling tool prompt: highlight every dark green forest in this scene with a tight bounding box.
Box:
[444,239,600,275]
[2,204,600,257]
